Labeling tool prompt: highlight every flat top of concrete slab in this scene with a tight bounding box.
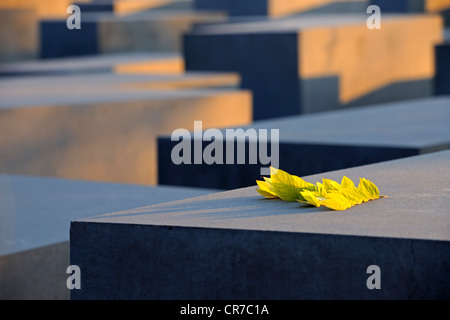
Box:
[0,53,182,76]
[0,87,248,109]
[77,150,450,242]
[188,14,434,35]
[0,72,239,90]
[0,72,240,101]
[159,96,450,150]
[75,0,192,9]
[0,174,217,256]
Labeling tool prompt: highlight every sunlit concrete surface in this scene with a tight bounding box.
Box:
[0,72,240,95]
[184,14,443,119]
[0,174,217,299]
[75,0,193,14]
[0,52,184,76]
[0,84,252,185]
[40,10,226,58]
[371,0,450,25]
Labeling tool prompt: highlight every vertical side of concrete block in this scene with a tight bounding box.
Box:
[299,75,340,113]
[194,0,268,16]
[0,9,38,62]
[184,32,300,120]
[40,20,99,59]
[434,43,450,95]
[298,17,442,109]
[0,242,70,300]
[370,0,425,12]
[70,222,450,299]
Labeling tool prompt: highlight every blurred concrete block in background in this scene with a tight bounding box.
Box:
[0,71,240,93]
[158,96,450,189]
[75,0,193,13]
[434,42,450,95]
[0,174,217,299]
[0,9,38,62]
[371,0,450,25]
[184,14,442,120]
[40,10,226,58]
[194,0,368,17]
[0,52,184,77]
[0,73,252,184]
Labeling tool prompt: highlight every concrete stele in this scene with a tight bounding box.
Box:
[70,150,450,299]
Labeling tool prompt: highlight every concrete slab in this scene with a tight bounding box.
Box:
[158,96,450,189]
[0,9,38,62]
[184,14,442,119]
[70,150,450,299]
[40,10,226,58]
[0,173,217,299]
[194,0,368,17]
[75,0,192,13]
[435,42,450,95]
[0,87,252,185]
[0,71,241,96]
[0,52,184,77]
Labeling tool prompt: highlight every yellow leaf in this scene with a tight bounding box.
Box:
[322,178,341,191]
[318,192,353,211]
[255,168,385,211]
[256,180,278,198]
[269,167,315,202]
[299,190,322,207]
[341,176,355,188]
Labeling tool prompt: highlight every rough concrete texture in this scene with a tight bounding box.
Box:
[158,96,450,189]
[70,150,450,299]
[184,14,442,119]
[0,174,217,299]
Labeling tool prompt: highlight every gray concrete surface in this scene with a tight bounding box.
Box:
[0,174,217,299]
[0,71,241,96]
[70,150,450,299]
[75,0,193,13]
[0,85,252,185]
[370,0,450,25]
